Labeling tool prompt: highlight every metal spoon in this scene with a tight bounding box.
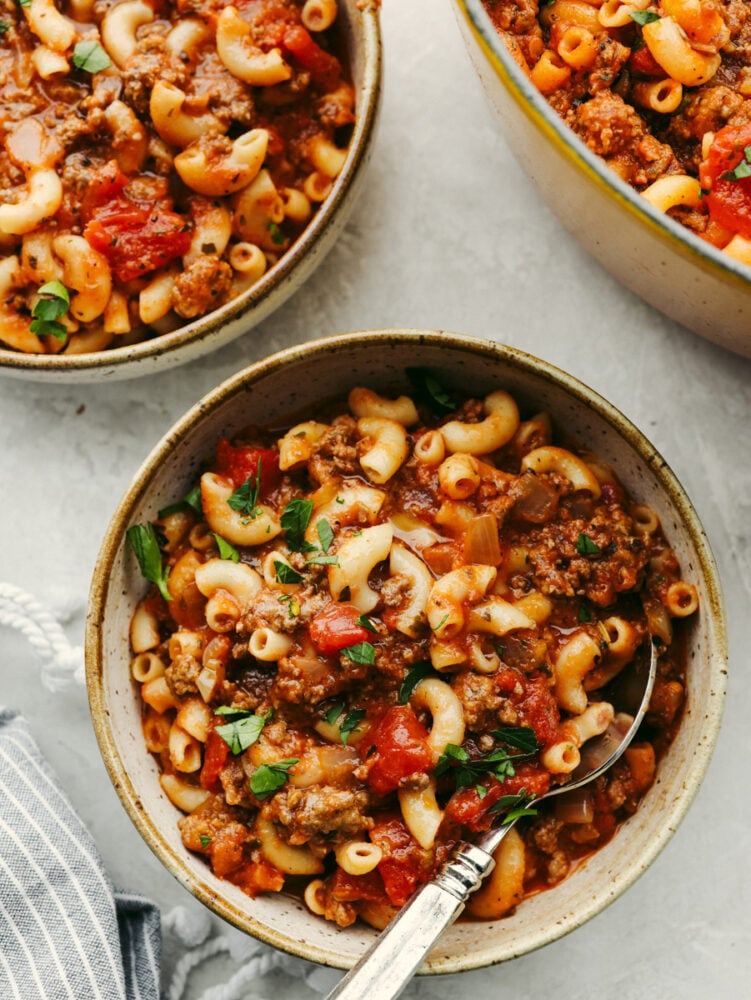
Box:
[326,640,657,1000]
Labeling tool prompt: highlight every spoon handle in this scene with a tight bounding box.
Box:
[325,839,502,1000]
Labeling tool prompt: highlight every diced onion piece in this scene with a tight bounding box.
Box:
[554,787,594,824]
[463,513,501,566]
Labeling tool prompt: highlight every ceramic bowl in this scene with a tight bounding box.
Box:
[86,330,727,973]
[0,3,381,384]
[453,0,751,359]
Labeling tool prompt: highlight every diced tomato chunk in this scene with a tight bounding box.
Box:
[228,860,285,896]
[329,867,389,905]
[370,814,432,907]
[627,46,663,78]
[516,674,560,748]
[445,766,551,832]
[212,441,281,495]
[200,728,230,793]
[80,161,127,223]
[309,603,370,654]
[363,706,433,796]
[84,198,192,283]
[282,24,340,90]
[699,123,751,240]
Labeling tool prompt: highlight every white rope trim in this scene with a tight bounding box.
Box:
[0,583,84,692]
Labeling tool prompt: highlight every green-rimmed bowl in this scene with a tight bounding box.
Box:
[453,0,751,358]
[86,330,727,972]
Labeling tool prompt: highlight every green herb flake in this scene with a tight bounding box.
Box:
[356,614,377,634]
[435,741,536,789]
[158,483,203,519]
[339,708,366,746]
[578,603,592,623]
[476,784,489,800]
[199,836,212,849]
[324,703,344,726]
[30,280,70,341]
[316,518,335,553]
[406,367,457,415]
[212,533,240,562]
[398,662,434,704]
[278,593,300,618]
[126,523,172,602]
[250,758,298,800]
[71,40,111,73]
[486,790,538,824]
[341,641,376,665]
[433,613,449,632]
[280,498,314,551]
[227,459,262,519]
[490,727,540,754]
[0,20,12,35]
[274,560,303,584]
[629,10,660,25]
[215,710,270,755]
[267,220,285,246]
[721,148,751,182]
[575,532,601,557]
[305,554,339,566]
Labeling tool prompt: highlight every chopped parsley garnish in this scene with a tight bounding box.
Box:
[324,703,345,726]
[71,40,111,73]
[490,727,540,754]
[629,10,660,25]
[341,641,376,665]
[578,603,592,623]
[274,560,303,584]
[215,709,271,755]
[433,613,449,632]
[267,220,285,246]
[278,593,299,618]
[227,459,263,519]
[406,367,456,415]
[316,518,335,553]
[721,144,751,181]
[339,708,366,746]
[486,790,538,823]
[322,704,365,744]
[435,741,536,789]
[158,483,202,519]
[0,19,11,34]
[250,758,298,800]
[126,523,171,601]
[280,498,314,551]
[30,280,70,341]
[575,532,601,556]
[356,614,377,633]
[199,836,212,848]
[305,554,339,566]
[212,533,239,562]
[398,662,434,704]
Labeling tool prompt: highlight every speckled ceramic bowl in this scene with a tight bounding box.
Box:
[454,0,751,359]
[86,330,727,972]
[0,3,381,383]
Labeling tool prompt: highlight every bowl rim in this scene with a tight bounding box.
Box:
[455,0,751,291]
[85,328,728,972]
[0,2,382,379]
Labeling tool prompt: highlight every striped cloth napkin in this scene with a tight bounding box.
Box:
[0,708,162,1000]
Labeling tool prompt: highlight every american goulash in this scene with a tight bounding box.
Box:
[127,375,695,927]
[0,0,353,354]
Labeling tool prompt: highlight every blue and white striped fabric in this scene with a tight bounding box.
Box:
[0,708,162,1000]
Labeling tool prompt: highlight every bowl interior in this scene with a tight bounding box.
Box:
[0,2,381,382]
[86,331,726,972]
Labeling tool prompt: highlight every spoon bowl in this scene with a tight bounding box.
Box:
[328,640,658,1000]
